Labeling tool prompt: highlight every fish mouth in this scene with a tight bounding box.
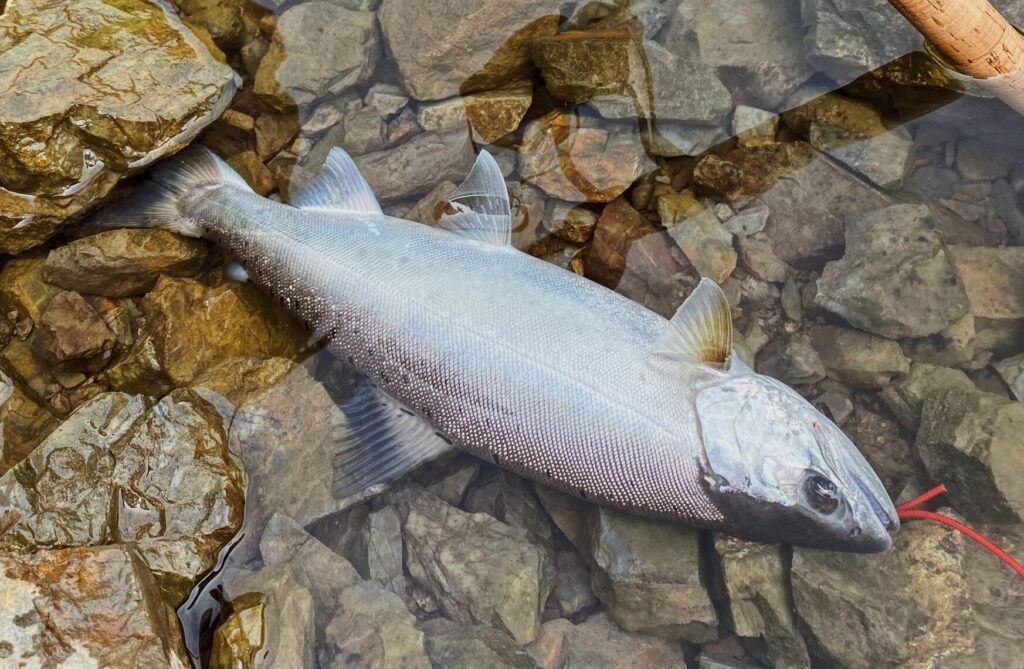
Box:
[851,479,899,552]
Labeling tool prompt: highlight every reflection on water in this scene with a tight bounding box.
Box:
[1,0,1024,667]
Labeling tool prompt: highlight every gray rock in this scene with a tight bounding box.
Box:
[463,470,554,549]
[392,485,553,644]
[816,204,969,338]
[732,106,779,146]
[585,507,718,642]
[414,451,482,505]
[341,108,387,156]
[666,209,737,283]
[723,206,769,238]
[419,618,538,669]
[356,130,476,203]
[254,3,379,110]
[900,314,978,367]
[842,406,915,497]
[366,83,410,120]
[550,547,597,618]
[528,613,689,669]
[916,387,1024,523]
[880,362,977,430]
[713,535,809,669]
[792,520,974,669]
[756,335,826,386]
[367,505,405,590]
[992,352,1024,400]
[738,233,789,282]
[957,138,1018,181]
[809,324,909,388]
[945,245,1024,355]
[379,0,561,100]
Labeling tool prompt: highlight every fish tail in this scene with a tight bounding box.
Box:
[89,146,251,237]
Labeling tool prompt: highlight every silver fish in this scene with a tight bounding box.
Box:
[98,146,898,552]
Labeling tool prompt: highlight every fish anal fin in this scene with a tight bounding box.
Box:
[437,151,513,246]
[332,380,455,499]
[651,278,733,367]
[290,147,383,215]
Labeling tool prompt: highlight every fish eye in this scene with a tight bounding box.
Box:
[804,474,839,514]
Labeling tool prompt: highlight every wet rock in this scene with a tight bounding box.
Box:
[956,139,1017,181]
[208,592,266,669]
[254,111,300,161]
[417,84,534,144]
[880,362,977,430]
[44,229,207,297]
[142,276,306,385]
[664,0,812,109]
[900,314,978,367]
[546,202,600,243]
[340,107,388,156]
[916,387,1024,523]
[842,406,915,496]
[367,505,405,592]
[0,545,189,668]
[528,613,689,669]
[420,618,538,669]
[0,369,58,474]
[756,335,826,386]
[220,565,316,668]
[809,324,909,388]
[203,109,257,156]
[737,233,788,282]
[587,198,658,287]
[992,352,1024,400]
[713,536,809,669]
[413,451,482,505]
[732,106,779,146]
[106,333,174,397]
[0,0,237,254]
[520,111,652,203]
[584,507,718,642]
[792,520,973,669]
[404,181,460,226]
[816,204,969,338]
[945,245,1024,354]
[367,83,410,121]
[666,210,736,283]
[391,485,553,644]
[550,546,597,618]
[0,390,244,602]
[227,150,276,196]
[0,256,61,324]
[174,0,259,52]
[463,470,554,549]
[33,291,115,370]
[722,206,769,238]
[356,130,476,204]
[379,0,560,100]
[254,3,379,110]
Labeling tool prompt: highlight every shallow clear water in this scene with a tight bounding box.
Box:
[1,0,1024,667]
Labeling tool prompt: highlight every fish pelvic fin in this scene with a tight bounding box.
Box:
[651,278,733,367]
[332,380,455,500]
[437,151,513,246]
[89,146,251,237]
[289,147,383,215]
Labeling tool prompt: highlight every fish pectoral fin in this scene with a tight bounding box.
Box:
[651,278,733,367]
[332,380,455,499]
[223,258,250,282]
[437,151,513,246]
[289,147,383,215]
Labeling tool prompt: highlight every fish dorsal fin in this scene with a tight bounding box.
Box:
[332,380,455,500]
[436,151,513,245]
[651,278,733,367]
[290,147,383,215]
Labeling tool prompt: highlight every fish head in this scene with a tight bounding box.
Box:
[693,359,898,553]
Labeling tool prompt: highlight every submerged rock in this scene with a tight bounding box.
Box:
[667,210,737,284]
[391,485,553,644]
[44,229,208,297]
[420,618,538,669]
[815,204,969,338]
[417,84,534,144]
[321,582,431,669]
[587,198,659,288]
[0,0,237,254]
[355,130,476,204]
[378,0,561,100]
[33,290,115,369]
[0,544,189,668]
[254,2,379,110]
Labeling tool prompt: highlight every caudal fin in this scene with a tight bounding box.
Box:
[89,146,251,237]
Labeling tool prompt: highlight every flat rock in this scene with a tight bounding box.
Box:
[815,204,969,338]
[417,84,534,144]
[378,0,561,100]
[737,232,787,282]
[713,535,809,669]
[142,276,306,385]
[0,369,58,474]
[0,544,189,668]
[528,613,689,669]
[792,520,974,669]
[0,0,237,254]
[755,334,826,386]
[992,352,1024,401]
[809,324,909,388]
[667,209,736,283]
[356,130,476,204]
[420,618,538,669]
[584,507,718,642]
[946,245,1024,354]
[0,390,244,603]
[33,290,115,368]
[254,3,379,110]
[916,387,1024,523]
[520,111,652,203]
[391,485,553,644]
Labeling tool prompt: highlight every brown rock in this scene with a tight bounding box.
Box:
[528,613,689,669]
[667,209,737,283]
[587,198,659,287]
[34,291,115,368]
[255,112,301,161]
[0,255,60,323]
[0,369,58,474]
[202,108,257,156]
[946,245,1024,354]
[0,544,189,668]
[227,150,276,196]
[417,84,534,144]
[0,0,238,254]
[44,229,208,297]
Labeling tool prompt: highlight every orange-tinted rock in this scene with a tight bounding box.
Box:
[587,198,658,287]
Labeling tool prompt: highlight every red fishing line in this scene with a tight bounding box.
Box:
[896,484,1024,579]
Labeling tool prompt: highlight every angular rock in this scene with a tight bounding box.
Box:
[816,205,969,338]
[420,618,538,669]
[842,406,915,496]
[209,592,267,669]
[142,276,306,385]
[106,332,174,397]
[379,0,561,100]
[0,545,189,668]
[956,138,1017,181]
[546,202,600,243]
[367,505,405,591]
[0,0,237,254]
[809,324,909,388]
[174,0,259,52]
[737,233,788,282]
[880,362,977,430]
[916,387,1024,523]
[0,369,58,474]
[0,255,61,324]
[900,314,978,367]
[227,150,276,196]
[43,229,208,297]
[254,3,379,110]
[367,83,410,121]
[417,84,534,144]
[33,291,115,369]
[992,352,1024,400]
[550,546,597,618]
[528,613,689,669]
[463,470,554,549]
[713,536,809,669]
[756,335,826,386]
[339,107,388,156]
[584,507,718,642]
[413,451,482,505]
[520,111,652,203]
[732,106,779,146]
[391,485,553,644]
[404,181,460,226]
[667,210,737,283]
[587,198,659,287]
[792,520,974,669]
[355,130,476,204]
[946,245,1024,354]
